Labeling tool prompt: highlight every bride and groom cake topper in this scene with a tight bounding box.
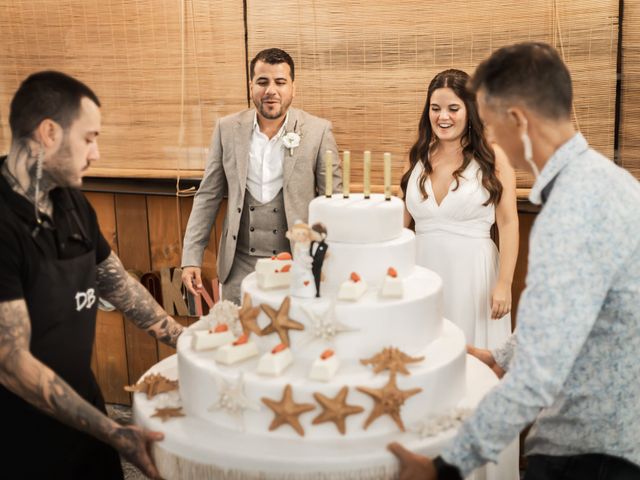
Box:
[286,221,328,298]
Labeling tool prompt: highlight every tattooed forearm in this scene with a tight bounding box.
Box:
[147,318,185,346]
[0,300,30,372]
[0,289,162,476]
[0,299,118,443]
[96,252,184,347]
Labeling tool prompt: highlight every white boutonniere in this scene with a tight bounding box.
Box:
[282,131,301,157]
[282,119,301,157]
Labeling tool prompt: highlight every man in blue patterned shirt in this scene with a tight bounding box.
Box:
[390,42,640,480]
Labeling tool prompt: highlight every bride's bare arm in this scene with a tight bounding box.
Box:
[492,145,519,319]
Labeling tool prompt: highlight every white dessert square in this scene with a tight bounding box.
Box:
[255,258,292,289]
[215,341,259,365]
[309,354,340,382]
[192,329,235,351]
[337,279,367,301]
[380,276,404,298]
[257,347,293,376]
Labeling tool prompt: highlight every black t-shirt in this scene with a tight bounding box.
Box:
[0,156,111,303]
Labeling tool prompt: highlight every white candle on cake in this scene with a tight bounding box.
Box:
[343,150,350,198]
[384,152,392,201]
[325,150,333,198]
[363,150,371,199]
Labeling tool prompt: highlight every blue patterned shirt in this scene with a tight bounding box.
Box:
[441,133,640,476]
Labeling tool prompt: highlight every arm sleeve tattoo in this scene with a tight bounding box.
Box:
[0,299,119,445]
[96,252,184,347]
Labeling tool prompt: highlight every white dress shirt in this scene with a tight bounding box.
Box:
[247,112,289,203]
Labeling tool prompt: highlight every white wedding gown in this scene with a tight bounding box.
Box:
[406,159,512,350]
[407,160,519,479]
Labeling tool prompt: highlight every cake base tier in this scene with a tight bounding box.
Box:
[132,355,519,479]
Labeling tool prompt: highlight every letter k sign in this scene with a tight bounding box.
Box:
[75,288,97,311]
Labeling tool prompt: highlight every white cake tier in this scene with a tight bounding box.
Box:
[308,193,404,244]
[177,319,466,441]
[133,355,520,480]
[240,266,444,362]
[321,228,416,289]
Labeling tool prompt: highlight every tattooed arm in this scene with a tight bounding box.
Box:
[0,299,163,478]
[97,251,184,347]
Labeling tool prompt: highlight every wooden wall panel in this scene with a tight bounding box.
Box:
[113,194,159,388]
[147,196,193,360]
[511,213,537,330]
[85,190,223,403]
[84,192,130,405]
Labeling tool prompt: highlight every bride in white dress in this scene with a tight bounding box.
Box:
[402,69,519,351]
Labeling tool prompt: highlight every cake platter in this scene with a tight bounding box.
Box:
[132,353,517,479]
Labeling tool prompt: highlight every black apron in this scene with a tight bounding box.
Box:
[1,205,123,479]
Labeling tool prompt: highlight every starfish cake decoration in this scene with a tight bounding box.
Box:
[124,373,179,399]
[262,384,315,436]
[356,373,422,431]
[300,303,357,344]
[312,386,364,435]
[260,297,305,346]
[238,293,262,337]
[360,347,424,376]
[151,406,185,422]
[208,373,260,430]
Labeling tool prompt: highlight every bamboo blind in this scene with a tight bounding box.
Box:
[620,1,640,179]
[0,0,247,178]
[247,0,619,188]
[0,1,620,187]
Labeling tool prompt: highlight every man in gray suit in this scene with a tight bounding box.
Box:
[181,48,342,305]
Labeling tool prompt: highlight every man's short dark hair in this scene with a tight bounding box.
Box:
[249,48,295,81]
[9,71,100,145]
[469,42,572,119]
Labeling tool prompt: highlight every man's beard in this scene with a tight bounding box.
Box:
[255,96,291,120]
[258,101,283,120]
[47,139,80,187]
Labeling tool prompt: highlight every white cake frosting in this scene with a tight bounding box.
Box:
[240,269,444,362]
[309,193,404,243]
[176,194,464,440]
[178,318,465,439]
[133,355,519,479]
[131,194,511,479]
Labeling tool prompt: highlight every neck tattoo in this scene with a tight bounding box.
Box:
[1,155,54,219]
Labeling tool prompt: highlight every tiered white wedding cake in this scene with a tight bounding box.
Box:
[132,193,504,479]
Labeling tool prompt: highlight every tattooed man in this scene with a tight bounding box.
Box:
[0,71,183,479]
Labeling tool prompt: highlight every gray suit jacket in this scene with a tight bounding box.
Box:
[181,107,342,283]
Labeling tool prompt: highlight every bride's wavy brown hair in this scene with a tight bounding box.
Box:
[400,69,502,206]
